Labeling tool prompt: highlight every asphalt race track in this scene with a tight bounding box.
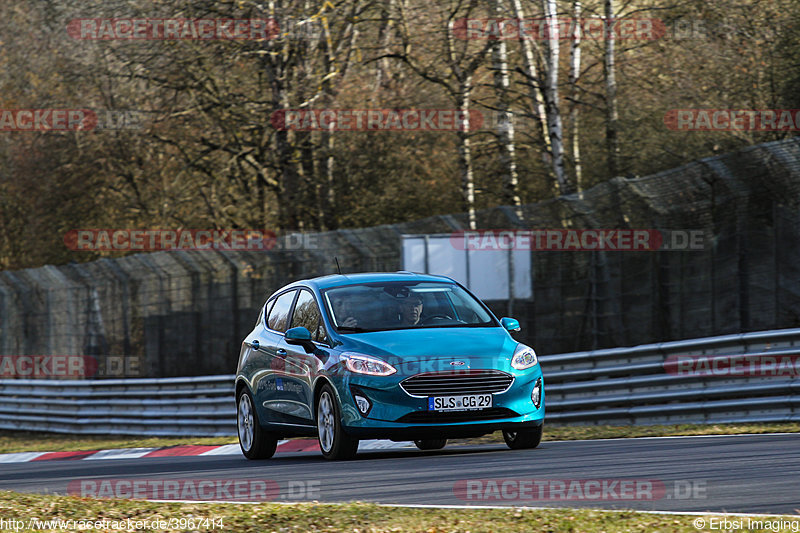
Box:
[1,434,798,515]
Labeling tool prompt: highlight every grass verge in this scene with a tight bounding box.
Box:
[450,422,800,446]
[0,491,772,532]
[0,432,237,454]
[1,422,799,455]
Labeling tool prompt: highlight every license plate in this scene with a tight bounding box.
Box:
[428,394,492,412]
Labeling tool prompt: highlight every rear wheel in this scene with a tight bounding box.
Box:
[414,439,447,450]
[316,384,359,460]
[502,425,543,450]
[237,389,278,459]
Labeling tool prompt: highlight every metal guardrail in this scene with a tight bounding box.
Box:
[1,328,799,436]
[0,375,235,436]
[543,328,800,425]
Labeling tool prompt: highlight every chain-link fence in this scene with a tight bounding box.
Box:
[1,138,799,376]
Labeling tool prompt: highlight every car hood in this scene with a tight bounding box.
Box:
[337,327,520,372]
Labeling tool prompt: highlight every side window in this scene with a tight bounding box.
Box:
[257,299,275,327]
[290,290,328,344]
[267,290,296,332]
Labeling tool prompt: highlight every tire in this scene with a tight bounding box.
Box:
[502,425,543,450]
[316,384,359,460]
[414,439,447,450]
[237,389,278,459]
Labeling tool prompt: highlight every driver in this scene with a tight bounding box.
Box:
[333,297,360,328]
[398,294,423,326]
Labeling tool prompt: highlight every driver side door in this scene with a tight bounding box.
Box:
[253,288,297,423]
[277,289,330,424]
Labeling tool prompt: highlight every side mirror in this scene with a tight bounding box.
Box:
[501,317,521,332]
[285,327,313,350]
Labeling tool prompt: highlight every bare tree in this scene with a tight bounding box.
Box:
[540,0,573,194]
[490,0,522,213]
[391,1,492,229]
[78,0,366,231]
[509,0,551,168]
[312,0,362,230]
[604,0,621,177]
[568,0,583,191]
[371,0,399,100]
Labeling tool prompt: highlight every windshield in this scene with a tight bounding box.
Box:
[322,281,496,333]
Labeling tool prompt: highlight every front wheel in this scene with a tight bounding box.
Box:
[316,384,359,460]
[502,425,543,450]
[237,389,278,459]
[414,439,447,450]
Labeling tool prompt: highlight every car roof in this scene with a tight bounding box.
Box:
[294,272,455,291]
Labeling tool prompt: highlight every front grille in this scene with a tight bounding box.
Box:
[397,407,519,424]
[400,370,514,397]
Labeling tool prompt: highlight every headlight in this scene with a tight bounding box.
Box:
[511,343,538,370]
[344,353,397,376]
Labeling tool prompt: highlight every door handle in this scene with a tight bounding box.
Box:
[276,349,287,356]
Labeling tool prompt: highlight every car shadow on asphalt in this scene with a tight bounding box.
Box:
[267,443,535,462]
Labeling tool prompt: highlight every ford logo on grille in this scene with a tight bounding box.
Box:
[449,361,466,366]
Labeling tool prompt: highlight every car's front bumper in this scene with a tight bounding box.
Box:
[334,366,545,440]
[343,418,543,440]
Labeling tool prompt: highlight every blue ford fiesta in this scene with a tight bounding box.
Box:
[235,272,544,460]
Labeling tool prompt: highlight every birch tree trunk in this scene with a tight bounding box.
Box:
[458,81,477,230]
[509,0,550,157]
[542,0,572,194]
[604,0,621,177]
[316,1,360,230]
[491,0,522,214]
[357,0,488,227]
[261,25,299,230]
[569,0,583,192]
[318,20,338,231]
[372,0,396,99]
